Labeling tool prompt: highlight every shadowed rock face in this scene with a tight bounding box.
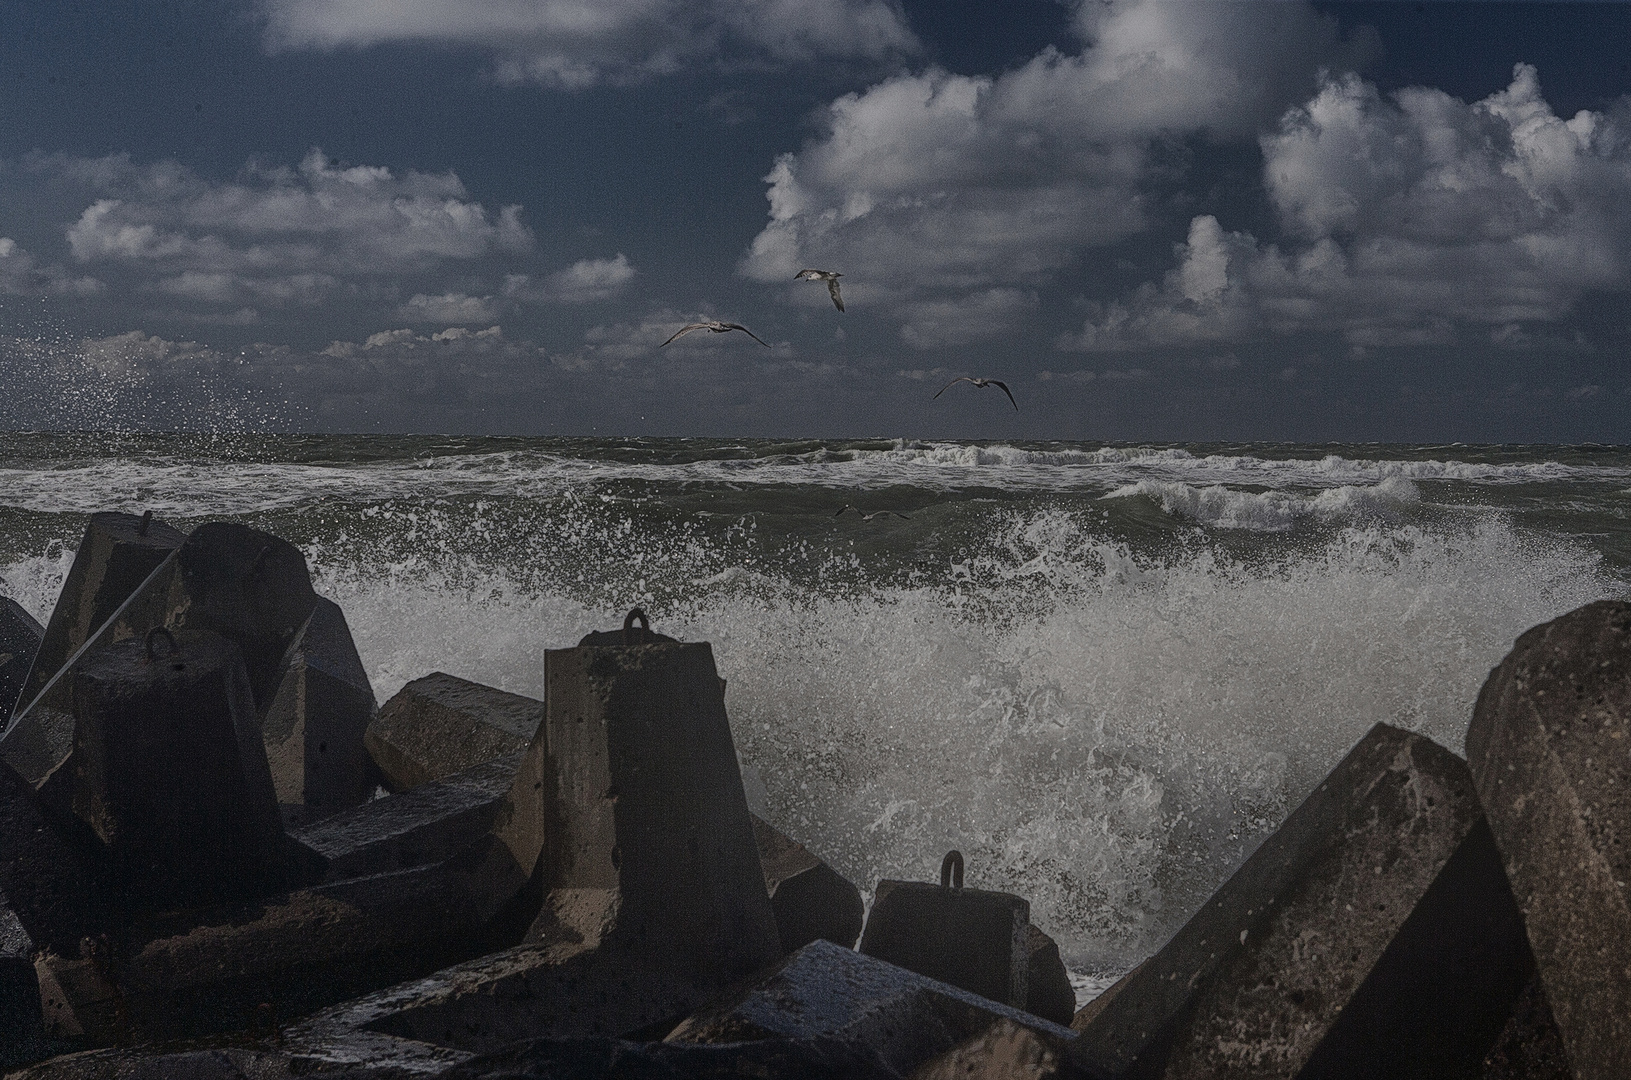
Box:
[0,598,44,726]
[1071,723,1530,1080]
[1465,599,1631,1080]
[749,812,864,954]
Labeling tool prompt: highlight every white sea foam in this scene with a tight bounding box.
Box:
[1102,476,1421,531]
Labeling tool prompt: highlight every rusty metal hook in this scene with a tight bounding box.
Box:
[144,626,180,666]
[623,608,651,645]
[940,850,964,892]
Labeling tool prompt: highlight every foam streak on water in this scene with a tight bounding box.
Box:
[0,435,1625,972]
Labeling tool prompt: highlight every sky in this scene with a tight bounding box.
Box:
[1,0,1630,441]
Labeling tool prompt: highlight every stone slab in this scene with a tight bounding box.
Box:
[665,939,1079,1078]
[365,673,541,793]
[261,597,377,813]
[1,597,44,725]
[749,811,864,952]
[1464,599,1631,1080]
[1070,723,1519,1080]
[14,512,186,721]
[292,753,521,882]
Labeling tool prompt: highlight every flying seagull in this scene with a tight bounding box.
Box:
[835,505,910,521]
[660,321,771,348]
[934,376,1018,410]
[795,269,844,312]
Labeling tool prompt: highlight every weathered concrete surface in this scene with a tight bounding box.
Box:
[34,859,502,1046]
[859,873,1030,1010]
[63,633,292,909]
[1,598,44,725]
[435,1034,897,1080]
[13,512,185,720]
[1071,723,1514,1080]
[749,812,864,953]
[261,597,377,815]
[911,1018,1083,1080]
[365,673,541,793]
[5,523,319,818]
[0,758,109,957]
[1479,976,1573,1080]
[1023,925,1077,1028]
[1464,599,1631,1080]
[1070,964,1143,1034]
[293,753,521,882]
[2,890,48,1073]
[666,939,1078,1078]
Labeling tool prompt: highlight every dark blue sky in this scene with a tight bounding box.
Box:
[1,1,1629,440]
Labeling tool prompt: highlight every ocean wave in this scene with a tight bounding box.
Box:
[1102,476,1421,531]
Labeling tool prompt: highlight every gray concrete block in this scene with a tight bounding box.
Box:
[2,889,48,1073]
[292,752,521,882]
[64,632,291,909]
[665,939,1078,1078]
[435,1034,898,1080]
[0,758,110,957]
[749,811,864,952]
[1071,723,1523,1080]
[859,854,1031,1010]
[365,673,541,793]
[1,597,44,726]
[261,597,377,814]
[13,512,185,721]
[1023,925,1077,1028]
[911,1018,1085,1080]
[1465,599,1631,1080]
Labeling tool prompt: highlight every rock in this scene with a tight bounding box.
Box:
[282,632,782,1063]
[4,523,318,817]
[911,1018,1083,1080]
[364,672,542,793]
[1023,925,1077,1028]
[859,852,1031,1010]
[749,812,864,952]
[1070,723,1530,1080]
[3,1045,306,1080]
[1,597,44,725]
[261,597,377,816]
[12,511,185,720]
[60,631,295,910]
[437,1034,897,1080]
[35,857,503,1045]
[666,939,1078,1078]
[292,752,521,882]
[1464,599,1631,1080]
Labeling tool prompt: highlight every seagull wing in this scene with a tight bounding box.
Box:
[933,377,971,399]
[795,269,819,280]
[725,323,771,347]
[988,380,1018,410]
[835,505,855,518]
[827,278,844,312]
[660,323,707,347]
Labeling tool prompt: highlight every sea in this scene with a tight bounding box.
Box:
[2,433,1627,994]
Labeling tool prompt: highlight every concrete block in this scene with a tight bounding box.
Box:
[1024,925,1077,1027]
[1479,976,1573,1080]
[749,811,864,952]
[283,636,781,1061]
[1464,599,1631,1080]
[64,631,292,909]
[2,890,48,1073]
[365,672,541,793]
[13,512,185,720]
[292,752,521,881]
[435,1034,897,1080]
[0,759,109,957]
[1,598,44,725]
[1071,723,1527,1080]
[261,597,377,814]
[665,939,1078,1078]
[912,1018,1083,1080]
[859,851,1031,1009]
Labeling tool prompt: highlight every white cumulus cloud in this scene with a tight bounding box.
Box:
[505,253,635,304]
[1064,65,1631,351]
[261,0,918,88]
[398,291,502,323]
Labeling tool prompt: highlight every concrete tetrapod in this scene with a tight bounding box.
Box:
[281,633,782,1066]
[260,597,377,818]
[365,672,543,793]
[749,811,865,953]
[11,511,186,721]
[0,598,44,725]
[860,851,1031,1010]
[1464,598,1631,1080]
[1070,723,1532,1080]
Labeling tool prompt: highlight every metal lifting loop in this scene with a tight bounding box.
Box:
[144,626,179,663]
[623,607,651,645]
[940,850,964,892]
